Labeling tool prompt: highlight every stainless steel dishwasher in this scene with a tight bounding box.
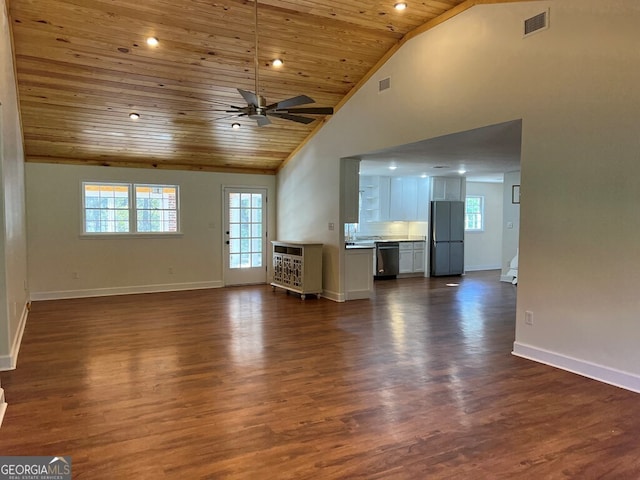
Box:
[375,242,399,278]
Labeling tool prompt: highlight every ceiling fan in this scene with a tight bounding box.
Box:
[222,0,334,127]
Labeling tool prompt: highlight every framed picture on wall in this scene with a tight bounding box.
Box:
[512,185,521,204]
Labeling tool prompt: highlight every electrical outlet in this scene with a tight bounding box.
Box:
[525,310,534,325]
[328,223,335,231]
[72,272,79,279]
[168,267,174,274]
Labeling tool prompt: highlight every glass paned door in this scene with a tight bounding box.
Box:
[223,187,267,285]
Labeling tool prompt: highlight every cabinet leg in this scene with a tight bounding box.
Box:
[301,294,306,300]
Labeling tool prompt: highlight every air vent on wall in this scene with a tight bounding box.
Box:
[524,10,549,37]
[379,77,391,93]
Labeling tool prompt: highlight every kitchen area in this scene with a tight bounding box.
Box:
[343,169,467,300]
[339,121,522,302]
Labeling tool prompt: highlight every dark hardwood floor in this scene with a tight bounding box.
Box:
[1,271,639,479]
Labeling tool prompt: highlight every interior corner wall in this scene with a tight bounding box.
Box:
[26,163,276,299]
[277,0,640,390]
[501,171,521,280]
[0,0,29,371]
[464,181,503,272]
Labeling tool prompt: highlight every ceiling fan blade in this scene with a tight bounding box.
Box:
[210,113,244,124]
[238,88,259,106]
[265,95,315,110]
[268,112,316,125]
[272,107,334,115]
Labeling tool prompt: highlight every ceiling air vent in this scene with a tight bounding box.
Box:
[378,77,391,93]
[524,10,549,37]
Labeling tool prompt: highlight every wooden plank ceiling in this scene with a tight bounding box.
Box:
[8,0,466,174]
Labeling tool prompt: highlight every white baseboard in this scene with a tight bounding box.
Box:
[0,302,29,371]
[321,289,344,303]
[30,281,224,301]
[500,274,515,283]
[345,289,372,301]
[464,264,502,272]
[512,342,640,394]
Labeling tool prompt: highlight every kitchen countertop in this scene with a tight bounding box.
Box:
[345,243,375,249]
[345,238,426,249]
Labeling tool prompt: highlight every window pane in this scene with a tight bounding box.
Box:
[230,253,241,268]
[465,196,484,231]
[83,183,131,233]
[134,184,179,233]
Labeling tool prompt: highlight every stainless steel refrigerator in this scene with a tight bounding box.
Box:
[430,201,464,276]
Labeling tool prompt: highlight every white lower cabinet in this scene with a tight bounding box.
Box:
[413,242,425,273]
[399,242,414,274]
[398,241,426,275]
[271,241,323,299]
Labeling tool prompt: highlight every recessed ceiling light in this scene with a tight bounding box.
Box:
[421,173,427,178]
[231,122,241,129]
[458,169,467,175]
[394,2,408,11]
[146,37,159,47]
[129,112,140,120]
[389,165,398,170]
[271,58,284,67]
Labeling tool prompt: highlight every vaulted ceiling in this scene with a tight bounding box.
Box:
[8,0,517,174]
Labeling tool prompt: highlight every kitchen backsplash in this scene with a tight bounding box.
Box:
[348,221,428,239]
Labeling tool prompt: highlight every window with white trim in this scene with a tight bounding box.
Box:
[82,182,179,234]
[465,195,484,232]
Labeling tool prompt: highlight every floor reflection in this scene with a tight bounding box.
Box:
[226,289,265,367]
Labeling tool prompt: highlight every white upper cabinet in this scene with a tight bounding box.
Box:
[416,178,430,221]
[359,175,430,223]
[430,176,466,201]
[390,177,418,221]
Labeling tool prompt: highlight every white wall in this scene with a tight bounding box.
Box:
[26,163,276,299]
[501,171,521,281]
[464,182,503,272]
[278,0,640,391]
[0,0,29,371]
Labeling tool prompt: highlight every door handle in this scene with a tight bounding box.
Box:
[226,240,230,245]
